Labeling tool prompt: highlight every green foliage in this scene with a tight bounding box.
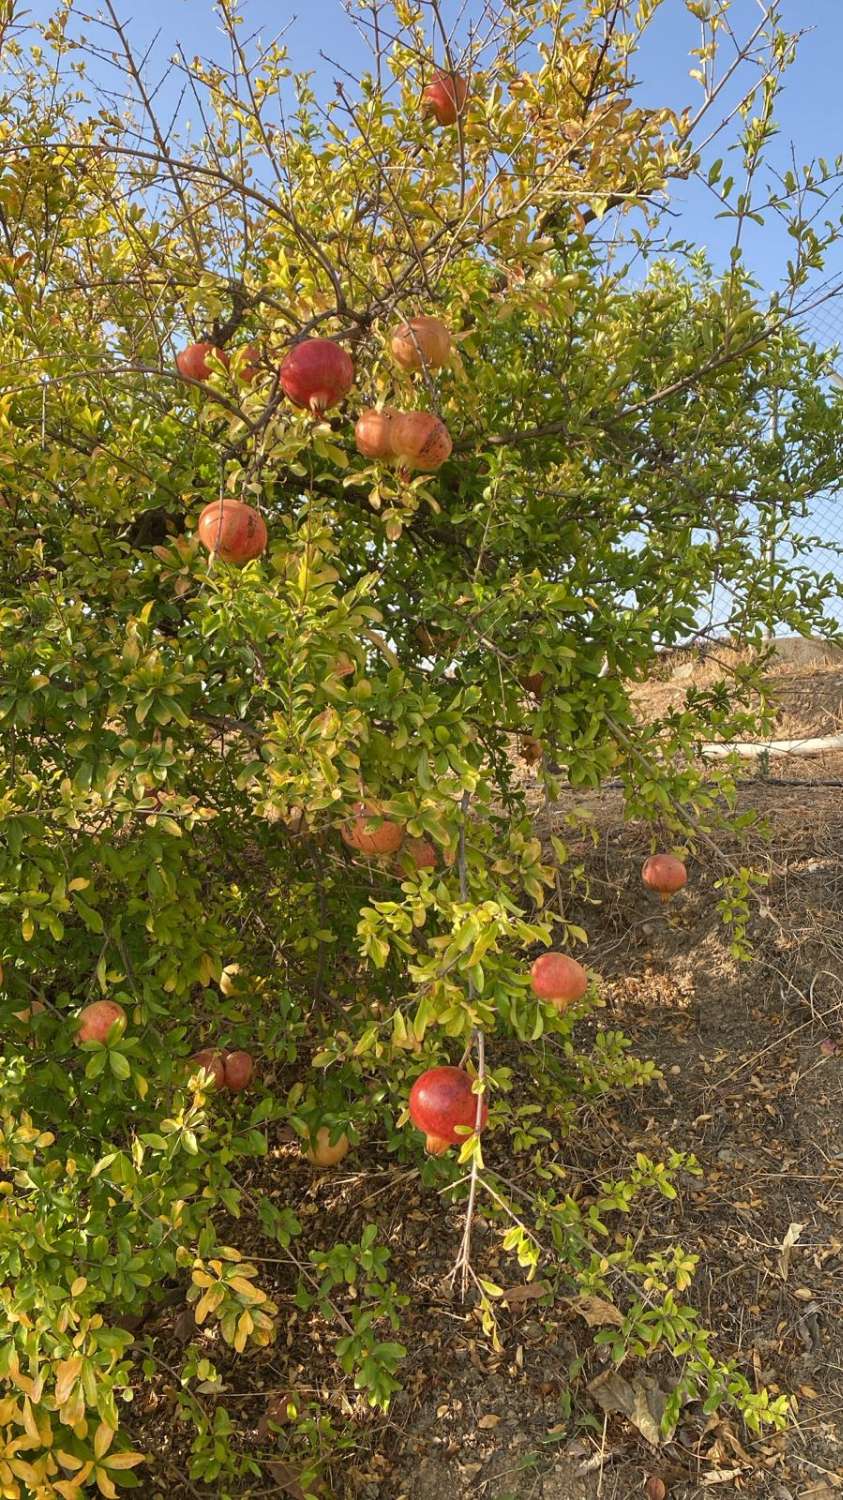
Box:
[0,0,837,1489]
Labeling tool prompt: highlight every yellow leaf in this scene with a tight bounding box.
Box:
[21,1399,39,1444]
[94,1466,118,1500]
[228,1276,265,1302]
[55,1451,85,1471]
[94,1422,114,1461]
[70,1277,87,1298]
[101,1451,145,1471]
[54,1357,83,1407]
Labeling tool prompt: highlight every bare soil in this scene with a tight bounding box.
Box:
[132,654,843,1500]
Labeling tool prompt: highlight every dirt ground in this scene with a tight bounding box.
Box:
[134,649,843,1500]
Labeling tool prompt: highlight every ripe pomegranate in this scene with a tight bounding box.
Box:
[341,801,405,856]
[422,70,469,127]
[189,1049,226,1089]
[355,407,396,460]
[408,1065,487,1154]
[519,734,543,766]
[279,338,354,414]
[305,1127,350,1167]
[390,316,451,373]
[642,853,687,900]
[13,998,46,1024]
[197,499,267,564]
[238,343,262,383]
[402,836,437,870]
[390,411,452,472]
[520,672,546,698]
[223,1050,254,1092]
[176,342,230,382]
[76,999,126,1045]
[530,952,588,1010]
[415,624,453,654]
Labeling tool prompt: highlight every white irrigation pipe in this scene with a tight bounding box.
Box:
[701,734,843,759]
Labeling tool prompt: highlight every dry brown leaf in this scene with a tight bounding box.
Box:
[588,1371,678,1447]
[502,1280,552,1304]
[778,1221,805,1281]
[477,1414,501,1429]
[645,1479,667,1500]
[700,1471,747,1488]
[569,1293,624,1329]
[267,1459,321,1499]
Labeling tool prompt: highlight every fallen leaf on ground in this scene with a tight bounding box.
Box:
[477,1414,501,1429]
[588,1370,680,1446]
[778,1221,805,1281]
[502,1280,552,1304]
[568,1293,624,1328]
[645,1478,667,1500]
[267,1459,319,1499]
[700,1471,747,1487]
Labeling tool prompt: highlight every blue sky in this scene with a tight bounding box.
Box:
[21,0,843,295]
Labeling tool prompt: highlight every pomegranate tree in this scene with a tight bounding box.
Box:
[197,499,267,564]
[76,1000,126,1044]
[530,952,588,1009]
[175,342,229,382]
[421,70,469,126]
[408,1065,487,1154]
[642,853,687,900]
[341,800,405,856]
[390,315,451,372]
[279,338,354,414]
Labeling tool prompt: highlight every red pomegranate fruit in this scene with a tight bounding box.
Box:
[355,407,397,460]
[189,1049,226,1089]
[519,734,543,766]
[279,338,354,414]
[237,343,262,383]
[223,1050,254,1092]
[520,672,546,698]
[75,999,126,1045]
[530,952,588,1010]
[390,411,452,472]
[341,801,405,857]
[176,342,230,382]
[408,1065,488,1154]
[390,316,452,373]
[642,853,687,900]
[403,836,437,870]
[422,71,469,127]
[197,499,267,564]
